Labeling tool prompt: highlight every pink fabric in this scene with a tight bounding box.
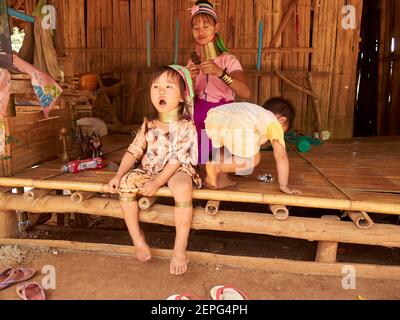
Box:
[0,69,11,117]
[190,3,218,21]
[188,53,243,103]
[12,54,62,118]
[191,5,201,16]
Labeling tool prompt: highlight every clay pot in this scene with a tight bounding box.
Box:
[79,73,98,91]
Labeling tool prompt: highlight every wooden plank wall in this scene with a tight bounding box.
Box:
[2,108,72,176]
[57,0,363,138]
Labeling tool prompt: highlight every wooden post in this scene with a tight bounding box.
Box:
[15,187,28,232]
[205,201,220,216]
[315,215,341,263]
[269,204,289,221]
[74,213,87,228]
[0,210,17,238]
[56,190,65,226]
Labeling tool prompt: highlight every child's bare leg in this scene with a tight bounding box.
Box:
[205,161,220,189]
[205,148,234,189]
[120,198,151,262]
[168,172,193,276]
[206,150,262,189]
[234,152,262,175]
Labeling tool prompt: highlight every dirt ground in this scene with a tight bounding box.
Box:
[1,247,400,300]
[1,207,400,301]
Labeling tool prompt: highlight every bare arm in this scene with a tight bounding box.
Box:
[272,140,301,195]
[230,70,252,100]
[140,162,181,197]
[199,61,251,99]
[153,162,181,187]
[108,152,137,193]
[116,152,137,178]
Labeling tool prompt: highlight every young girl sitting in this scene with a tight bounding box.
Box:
[204,98,301,195]
[187,0,251,164]
[108,65,201,276]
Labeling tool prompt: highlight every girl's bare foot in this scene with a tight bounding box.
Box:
[205,162,219,189]
[132,231,152,262]
[135,244,152,262]
[170,251,188,276]
[218,173,238,189]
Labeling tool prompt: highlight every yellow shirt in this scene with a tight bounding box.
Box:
[205,102,285,158]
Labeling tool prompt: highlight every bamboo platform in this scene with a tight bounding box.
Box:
[1,135,399,213]
[0,135,399,266]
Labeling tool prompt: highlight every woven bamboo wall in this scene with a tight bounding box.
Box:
[56,0,363,138]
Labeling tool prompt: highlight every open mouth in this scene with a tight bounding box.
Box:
[159,99,167,106]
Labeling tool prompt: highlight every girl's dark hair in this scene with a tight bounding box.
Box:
[147,66,187,121]
[262,97,295,130]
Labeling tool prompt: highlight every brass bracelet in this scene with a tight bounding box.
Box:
[175,201,193,209]
[119,194,137,202]
[219,68,234,86]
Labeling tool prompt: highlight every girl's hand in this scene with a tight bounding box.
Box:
[108,176,122,193]
[200,61,223,77]
[188,64,200,80]
[141,179,161,197]
[280,185,302,195]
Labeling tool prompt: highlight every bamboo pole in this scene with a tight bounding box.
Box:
[71,192,96,204]
[0,195,400,248]
[2,238,400,281]
[346,211,374,230]
[205,201,220,216]
[275,70,318,97]
[0,178,112,193]
[0,178,399,214]
[377,0,391,135]
[23,189,52,201]
[269,204,289,221]
[138,197,158,210]
[306,72,323,141]
[315,216,341,263]
[65,47,315,54]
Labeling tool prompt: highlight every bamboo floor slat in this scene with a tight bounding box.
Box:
[299,136,400,195]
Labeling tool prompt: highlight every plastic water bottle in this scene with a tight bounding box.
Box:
[63,157,105,174]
